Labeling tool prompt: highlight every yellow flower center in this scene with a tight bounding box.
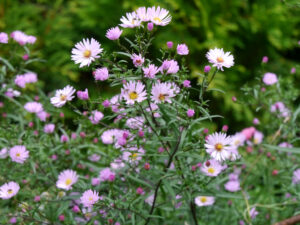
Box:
[130,153,138,160]
[60,94,67,101]
[7,189,13,194]
[16,153,20,157]
[254,138,259,144]
[200,197,207,203]
[65,179,72,185]
[153,17,162,22]
[217,57,224,63]
[234,140,240,146]
[129,91,138,100]
[158,94,165,101]
[215,143,223,151]
[83,50,91,58]
[89,197,93,201]
[207,167,215,174]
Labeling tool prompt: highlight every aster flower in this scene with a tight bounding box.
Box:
[131,53,145,67]
[145,194,154,206]
[206,48,234,71]
[94,67,109,81]
[205,132,234,162]
[24,102,43,114]
[136,7,150,22]
[80,190,100,208]
[77,89,89,100]
[122,147,145,164]
[250,207,259,219]
[88,154,101,162]
[263,72,278,85]
[121,81,147,105]
[101,129,127,146]
[71,38,103,68]
[110,159,125,170]
[151,82,178,104]
[143,64,159,78]
[194,196,215,207]
[201,159,224,177]
[9,145,29,164]
[89,110,104,124]
[252,131,263,145]
[270,102,290,118]
[51,85,76,108]
[148,6,172,26]
[56,170,79,190]
[292,169,300,184]
[224,180,241,192]
[44,124,55,133]
[177,44,189,55]
[99,168,115,182]
[231,133,246,148]
[0,148,8,159]
[120,12,141,28]
[10,31,36,45]
[106,27,123,40]
[0,182,20,199]
[160,59,179,74]
[0,32,8,44]
[37,111,47,121]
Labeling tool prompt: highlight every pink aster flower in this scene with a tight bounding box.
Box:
[292,169,300,184]
[136,7,150,22]
[206,48,234,71]
[0,32,8,43]
[106,27,123,40]
[44,124,55,133]
[10,31,36,45]
[101,129,125,145]
[183,80,191,87]
[201,159,224,177]
[121,81,146,105]
[160,59,179,74]
[122,147,145,164]
[262,56,268,63]
[263,72,278,85]
[99,168,115,182]
[224,180,240,192]
[143,64,159,78]
[151,81,178,104]
[89,110,104,124]
[88,154,101,162]
[77,89,89,100]
[120,12,141,28]
[187,109,195,117]
[250,207,259,219]
[205,132,234,162]
[0,181,20,199]
[131,53,144,67]
[37,111,47,121]
[9,145,29,164]
[71,38,103,68]
[177,44,189,55]
[194,196,215,207]
[270,102,289,117]
[241,127,256,140]
[94,67,109,81]
[148,6,172,26]
[80,190,100,208]
[24,102,43,114]
[56,169,79,190]
[60,135,69,143]
[252,131,264,145]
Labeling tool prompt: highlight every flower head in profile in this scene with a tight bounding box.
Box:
[94,67,109,81]
[206,48,234,71]
[131,53,145,67]
[51,85,75,108]
[120,12,141,28]
[56,170,79,190]
[224,180,241,192]
[148,6,172,26]
[101,129,125,145]
[177,44,189,55]
[263,72,278,85]
[151,82,178,104]
[10,31,36,45]
[71,38,103,68]
[80,190,100,208]
[24,102,43,114]
[89,110,104,124]
[0,182,20,199]
[292,169,300,184]
[106,27,123,40]
[201,159,224,177]
[143,64,159,78]
[121,81,146,105]
[136,7,150,22]
[9,145,29,164]
[205,132,234,162]
[194,196,215,207]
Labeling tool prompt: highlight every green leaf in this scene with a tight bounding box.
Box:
[263,144,300,154]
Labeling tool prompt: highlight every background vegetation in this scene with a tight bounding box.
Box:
[1,0,299,130]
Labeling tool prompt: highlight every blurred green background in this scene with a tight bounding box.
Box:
[1,0,299,130]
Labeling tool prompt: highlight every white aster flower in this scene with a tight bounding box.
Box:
[148,6,172,26]
[120,12,141,28]
[206,48,234,71]
[51,85,76,108]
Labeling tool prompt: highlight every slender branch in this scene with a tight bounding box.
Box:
[273,215,300,225]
